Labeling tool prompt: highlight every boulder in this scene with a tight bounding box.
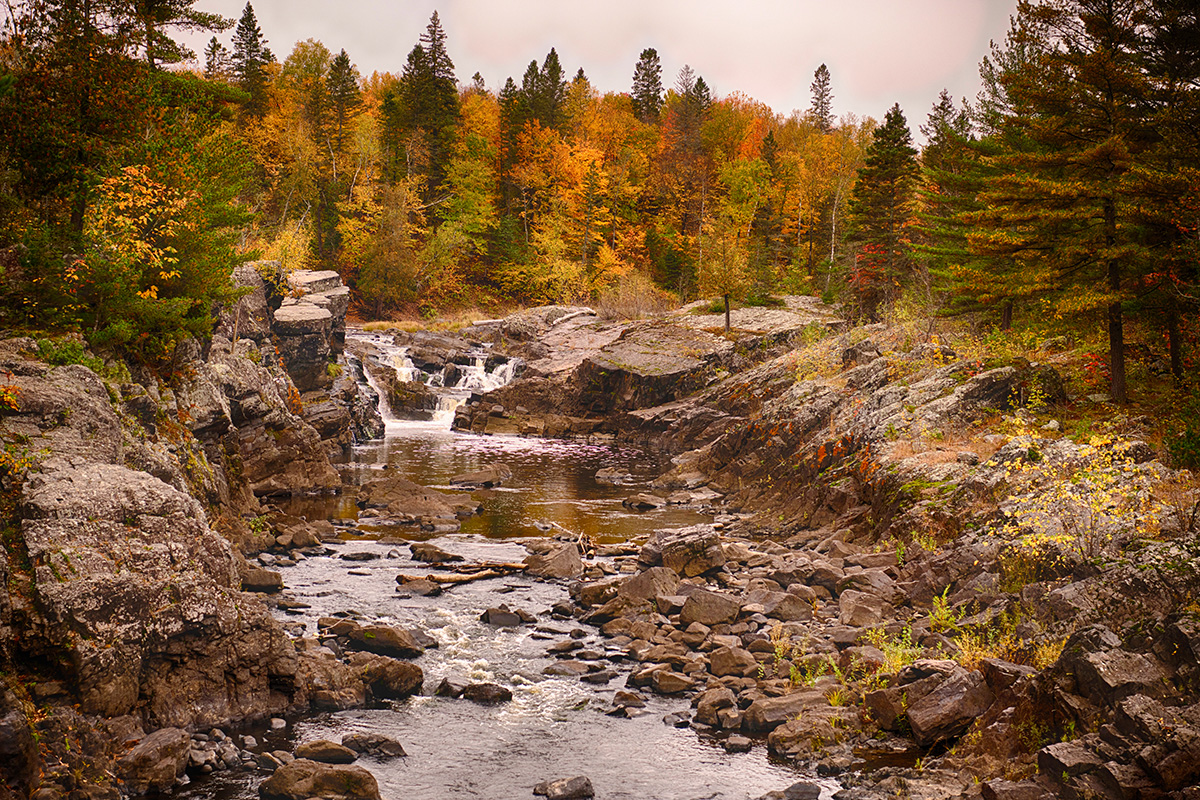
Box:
[524,543,584,579]
[450,464,513,488]
[907,670,994,746]
[744,688,827,734]
[258,758,381,800]
[695,687,737,726]
[341,734,406,759]
[533,776,595,800]
[650,670,695,695]
[462,683,513,704]
[709,647,760,678]
[837,589,893,627]
[481,606,523,627]
[346,625,424,659]
[680,590,741,627]
[294,740,357,764]
[351,654,423,699]
[1075,649,1170,705]
[117,727,191,795]
[641,527,727,577]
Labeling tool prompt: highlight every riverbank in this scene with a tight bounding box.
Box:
[1,292,1197,800]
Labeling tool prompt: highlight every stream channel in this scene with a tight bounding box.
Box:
[182,330,834,800]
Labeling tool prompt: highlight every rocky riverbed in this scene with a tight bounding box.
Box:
[1,289,1198,800]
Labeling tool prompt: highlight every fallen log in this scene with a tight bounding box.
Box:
[398,562,527,586]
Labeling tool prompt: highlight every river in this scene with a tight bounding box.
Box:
[178,331,830,800]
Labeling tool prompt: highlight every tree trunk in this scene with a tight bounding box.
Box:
[724,293,730,333]
[1000,299,1013,331]
[1105,198,1126,403]
[1167,297,1183,385]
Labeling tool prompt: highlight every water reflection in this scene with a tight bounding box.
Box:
[286,421,709,544]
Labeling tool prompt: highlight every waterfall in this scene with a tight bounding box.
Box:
[349,330,520,427]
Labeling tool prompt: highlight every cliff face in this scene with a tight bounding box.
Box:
[0,265,379,799]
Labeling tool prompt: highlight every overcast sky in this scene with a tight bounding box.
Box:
[186,0,1018,130]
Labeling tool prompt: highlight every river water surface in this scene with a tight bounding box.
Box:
[180,332,831,800]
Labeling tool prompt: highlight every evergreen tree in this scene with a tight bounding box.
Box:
[911,90,978,306]
[326,49,361,153]
[969,0,1157,402]
[131,0,231,69]
[631,47,663,123]
[525,48,567,131]
[420,10,455,83]
[385,13,460,199]
[203,36,232,81]
[231,2,271,116]
[810,63,834,133]
[846,103,919,318]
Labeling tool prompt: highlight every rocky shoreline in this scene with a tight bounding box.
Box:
[1,293,1198,800]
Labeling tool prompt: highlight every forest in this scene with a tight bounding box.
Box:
[0,0,1197,412]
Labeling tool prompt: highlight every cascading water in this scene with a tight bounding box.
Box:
[351,331,520,425]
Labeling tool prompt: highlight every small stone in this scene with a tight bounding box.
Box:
[533,775,595,799]
[723,736,753,754]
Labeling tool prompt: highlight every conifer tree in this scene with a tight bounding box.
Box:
[810,63,834,133]
[969,0,1156,402]
[231,2,272,116]
[631,47,663,123]
[846,103,919,318]
[203,36,232,80]
[131,0,231,69]
[326,49,360,153]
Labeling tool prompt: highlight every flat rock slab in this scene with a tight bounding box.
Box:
[674,295,842,335]
[287,269,344,295]
[294,740,357,764]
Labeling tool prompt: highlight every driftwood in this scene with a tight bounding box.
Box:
[399,561,527,586]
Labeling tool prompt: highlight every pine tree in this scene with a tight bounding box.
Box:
[810,63,834,133]
[385,13,460,199]
[969,0,1157,402]
[846,103,919,318]
[326,49,360,153]
[131,0,231,69]
[420,10,455,83]
[231,2,271,116]
[912,90,978,306]
[631,47,663,123]
[203,36,231,81]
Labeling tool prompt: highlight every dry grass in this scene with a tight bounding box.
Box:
[594,271,677,320]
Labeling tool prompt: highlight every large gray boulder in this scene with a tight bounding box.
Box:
[21,464,297,726]
[117,727,191,795]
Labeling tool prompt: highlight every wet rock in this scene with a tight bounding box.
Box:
[481,606,524,627]
[907,669,993,746]
[409,542,463,563]
[533,775,595,799]
[351,654,423,699]
[396,577,442,597]
[345,625,424,659]
[434,679,465,698]
[294,740,356,764]
[450,464,513,488]
[754,781,823,800]
[724,735,753,754]
[680,589,741,627]
[258,758,381,800]
[341,734,406,759]
[594,468,633,485]
[117,727,191,795]
[525,543,584,579]
[340,551,380,562]
[462,683,513,704]
[624,493,666,510]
